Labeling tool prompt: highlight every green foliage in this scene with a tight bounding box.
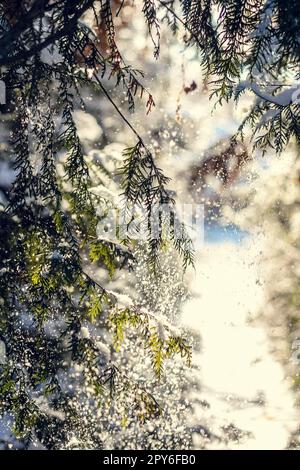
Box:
[89,239,134,277]
[109,307,191,379]
[0,0,195,448]
[163,0,300,153]
[86,288,108,322]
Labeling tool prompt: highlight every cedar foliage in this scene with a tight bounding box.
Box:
[0,0,299,448]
